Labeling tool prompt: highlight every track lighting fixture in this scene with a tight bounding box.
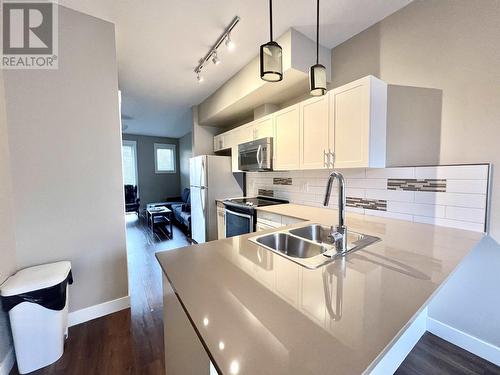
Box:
[194,16,240,82]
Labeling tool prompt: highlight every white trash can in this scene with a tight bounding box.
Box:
[0,261,72,374]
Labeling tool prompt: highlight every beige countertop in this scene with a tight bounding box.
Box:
[156,204,484,375]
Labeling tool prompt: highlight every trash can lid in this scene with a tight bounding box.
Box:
[0,261,71,297]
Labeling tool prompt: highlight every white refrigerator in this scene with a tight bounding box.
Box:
[190,155,243,243]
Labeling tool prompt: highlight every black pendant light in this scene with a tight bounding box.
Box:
[260,0,283,82]
[310,0,327,96]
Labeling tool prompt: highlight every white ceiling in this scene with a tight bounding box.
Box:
[60,0,411,138]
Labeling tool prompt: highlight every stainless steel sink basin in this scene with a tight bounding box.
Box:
[289,224,378,251]
[255,233,329,259]
[249,224,380,269]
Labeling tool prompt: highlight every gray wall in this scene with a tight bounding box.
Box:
[331,0,500,348]
[332,0,500,241]
[3,6,128,314]
[179,132,192,192]
[122,134,181,205]
[0,72,16,369]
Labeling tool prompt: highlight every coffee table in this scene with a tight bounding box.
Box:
[146,206,173,239]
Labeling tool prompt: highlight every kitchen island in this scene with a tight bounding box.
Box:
[156,204,484,375]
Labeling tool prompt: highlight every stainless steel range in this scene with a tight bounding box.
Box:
[223,196,288,238]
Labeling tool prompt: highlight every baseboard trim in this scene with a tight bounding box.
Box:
[367,308,427,374]
[427,317,500,366]
[0,347,15,375]
[68,296,130,327]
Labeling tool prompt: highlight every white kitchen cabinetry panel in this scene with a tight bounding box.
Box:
[253,115,274,140]
[213,134,225,152]
[331,75,387,168]
[217,205,225,239]
[300,95,331,169]
[274,104,301,171]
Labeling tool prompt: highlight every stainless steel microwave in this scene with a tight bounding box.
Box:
[238,138,273,171]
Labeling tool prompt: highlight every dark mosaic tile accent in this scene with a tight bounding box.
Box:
[258,189,274,197]
[347,197,387,211]
[273,177,293,186]
[388,179,446,192]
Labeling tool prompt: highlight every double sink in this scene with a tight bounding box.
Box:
[249,224,380,269]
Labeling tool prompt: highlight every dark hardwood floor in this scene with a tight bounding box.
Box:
[9,215,500,374]
[396,332,500,375]
[10,214,191,375]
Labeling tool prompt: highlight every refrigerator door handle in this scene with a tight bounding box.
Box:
[201,157,206,187]
[200,187,206,213]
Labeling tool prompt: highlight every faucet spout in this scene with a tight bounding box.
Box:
[324,171,347,252]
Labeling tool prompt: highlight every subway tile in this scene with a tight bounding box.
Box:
[365,210,413,222]
[346,178,387,189]
[366,189,415,203]
[346,206,365,215]
[336,168,366,179]
[445,206,485,224]
[414,191,486,209]
[413,215,485,232]
[387,201,446,218]
[446,179,488,194]
[366,167,415,179]
[346,187,365,198]
[415,165,489,180]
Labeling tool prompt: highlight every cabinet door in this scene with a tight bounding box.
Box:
[239,124,254,144]
[217,207,226,239]
[253,116,273,140]
[331,79,370,168]
[274,105,300,170]
[300,95,331,169]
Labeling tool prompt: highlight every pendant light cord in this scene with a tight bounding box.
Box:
[316,0,319,64]
[269,0,273,41]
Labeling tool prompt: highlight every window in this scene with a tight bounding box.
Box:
[122,140,138,187]
[154,143,176,173]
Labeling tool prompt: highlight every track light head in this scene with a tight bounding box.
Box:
[225,34,235,51]
[212,51,221,65]
[196,71,204,83]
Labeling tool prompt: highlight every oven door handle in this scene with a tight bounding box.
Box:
[225,209,253,220]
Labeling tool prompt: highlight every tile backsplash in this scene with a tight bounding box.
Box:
[246,164,490,232]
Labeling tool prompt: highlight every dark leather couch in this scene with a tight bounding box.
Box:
[166,188,191,234]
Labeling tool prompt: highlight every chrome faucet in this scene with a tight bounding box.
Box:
[323,171,348,253]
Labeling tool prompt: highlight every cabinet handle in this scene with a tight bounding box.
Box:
[324,150,328,168]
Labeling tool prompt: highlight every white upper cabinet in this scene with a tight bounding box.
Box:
[253,115,274,140]
[330,76,387,168]
[300,95,331,169]
[214,75,387,169]
[238,123,254,144]
[274,104,301,170]
[213,133,225,152]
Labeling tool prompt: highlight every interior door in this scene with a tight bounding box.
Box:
[191,186,207,243]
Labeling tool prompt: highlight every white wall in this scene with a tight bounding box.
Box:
[0,71,17,370]
[330,0,500,352]
[3,6,128,312]
[179,132,192,192]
